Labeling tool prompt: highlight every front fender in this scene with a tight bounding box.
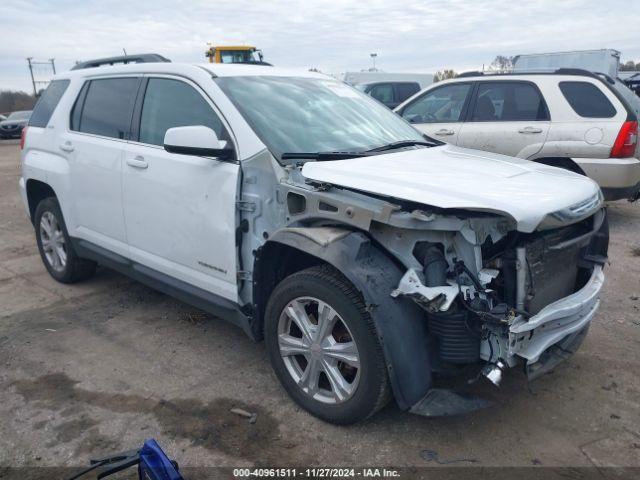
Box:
[263,227,432,410]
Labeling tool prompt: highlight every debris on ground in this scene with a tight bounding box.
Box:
[230,407,258,424]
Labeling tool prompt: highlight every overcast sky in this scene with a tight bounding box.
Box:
[2,0,640,93]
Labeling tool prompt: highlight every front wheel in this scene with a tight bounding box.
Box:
[265,265,390,424]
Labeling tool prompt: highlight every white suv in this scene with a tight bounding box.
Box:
[20,56,609,423]
[396,70,640,201]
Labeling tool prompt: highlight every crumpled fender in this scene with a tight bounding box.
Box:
[265,227,432,410]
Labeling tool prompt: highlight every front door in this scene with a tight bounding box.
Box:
[122,76,240,301]
[398,82,473,144]
[457,81,550,159]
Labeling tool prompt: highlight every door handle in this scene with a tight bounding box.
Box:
[518,127,543,134]
[59,141,74,152]
[126,155,148,169]
[434,129,455,136]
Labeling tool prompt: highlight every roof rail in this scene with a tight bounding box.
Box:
[457,71,484,78]
[71,53,171,70]
[553,68,598,77]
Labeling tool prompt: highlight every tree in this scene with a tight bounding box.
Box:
[433,69,457,83]
[489,55,515,72]
[0,90,37,113]
[620,60,640,72]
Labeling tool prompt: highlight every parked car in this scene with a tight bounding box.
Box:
[20,57,608,424]
[395,69,640,201]
[0,110,32,138]
[355,81,421,109]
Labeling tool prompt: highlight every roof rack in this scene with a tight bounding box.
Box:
[456,68,610,80]
[457,71,484,78]
[71,53,171,70]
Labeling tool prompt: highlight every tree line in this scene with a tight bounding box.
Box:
[0,90,37,114]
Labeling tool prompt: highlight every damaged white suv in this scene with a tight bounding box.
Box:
[20,56,609,424]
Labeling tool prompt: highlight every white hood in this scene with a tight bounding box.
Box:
[301,144,602,232]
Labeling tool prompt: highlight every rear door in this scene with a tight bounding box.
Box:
[63,76,140,256]
[397,82,473,144]
[457,80,550,158]
[122,75,240,301]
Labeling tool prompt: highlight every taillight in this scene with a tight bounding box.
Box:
[20,127,27,150]
[611,120,638,158]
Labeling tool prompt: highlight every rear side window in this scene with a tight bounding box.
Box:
[29,80,70,127]
[369,84,394,104]
[470,82,548,122]
[72,77,139,139]
[138,78,226,146]
[401,83,472,123]
[395,83,420,102]
[559,81,617,118]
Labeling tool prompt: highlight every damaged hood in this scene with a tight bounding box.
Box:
[301,144,602,232]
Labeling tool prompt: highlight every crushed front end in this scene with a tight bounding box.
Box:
[382,200,608,411]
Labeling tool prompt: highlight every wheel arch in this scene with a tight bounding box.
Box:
[253,227,433,410]
[26,179,57,224]
[531,157,586,175]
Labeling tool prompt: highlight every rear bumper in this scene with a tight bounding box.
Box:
[573,157,640,200]
[508,265,604,364]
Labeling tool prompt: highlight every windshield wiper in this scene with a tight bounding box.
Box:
[281,151,369,162]
[365,139,436,152]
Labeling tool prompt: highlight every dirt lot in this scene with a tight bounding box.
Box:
[1,139,639,476]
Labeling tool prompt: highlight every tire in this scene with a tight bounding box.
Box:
[34,197,97,283]
[265,265,390,424]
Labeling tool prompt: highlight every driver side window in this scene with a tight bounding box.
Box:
[139,78,227,146]
[401,83,472,124]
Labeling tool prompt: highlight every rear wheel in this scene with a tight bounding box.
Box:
[265,265,390,424]
[35,197,97,283]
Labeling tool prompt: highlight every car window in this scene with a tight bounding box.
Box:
[401,83,472,123]
[395,83,420,103]
[369,84,394,104]
[471,82,548,122]
[8,111,31,120]
[29,80,69,128]
[138,78,226,147]
[559,81,617,118]
[73,78,139,139]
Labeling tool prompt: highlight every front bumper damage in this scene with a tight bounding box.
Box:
[509,265,604,371]
[396,264,605,417]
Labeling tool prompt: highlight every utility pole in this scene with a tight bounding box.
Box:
[27,57,37,97]
[26,57,56,96]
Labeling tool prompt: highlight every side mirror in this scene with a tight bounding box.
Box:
[163,126,234,161]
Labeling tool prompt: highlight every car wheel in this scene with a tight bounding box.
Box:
[265,265,390,424]
[35,197,97,283]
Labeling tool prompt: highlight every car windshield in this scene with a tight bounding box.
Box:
[8,111,31,120]
[220,50,261,64]
[214,76,425,161]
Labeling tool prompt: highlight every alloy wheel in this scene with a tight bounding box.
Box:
[277,296,361,404]
[40,211,67,272]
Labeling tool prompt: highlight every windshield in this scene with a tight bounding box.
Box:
[7,111,31,120]
[219,50,261,64]
[214,76,425,160]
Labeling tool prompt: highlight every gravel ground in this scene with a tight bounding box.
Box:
[0,139,639,477]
